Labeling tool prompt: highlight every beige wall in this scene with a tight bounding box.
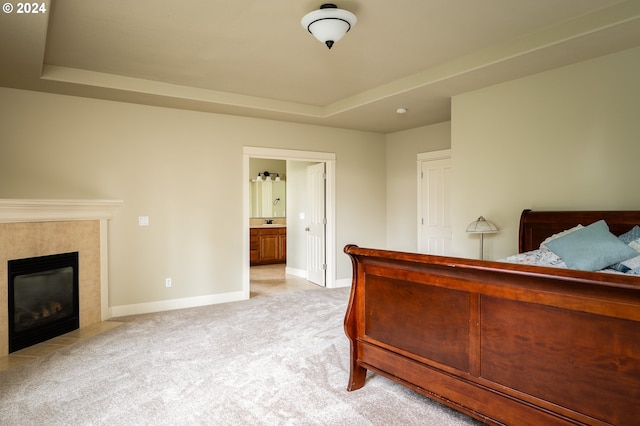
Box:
[3,45,639,313]
[0,88,386,310]
[249,158,286,183]
[451,46,640,260]
[385,122,451,251]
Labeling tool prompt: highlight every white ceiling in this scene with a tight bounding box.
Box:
[1,0,640,133]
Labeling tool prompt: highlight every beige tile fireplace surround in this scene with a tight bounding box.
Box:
[0,199,122,357]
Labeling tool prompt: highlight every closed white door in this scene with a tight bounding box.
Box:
[306,162,326,286]
[418,152,452,255]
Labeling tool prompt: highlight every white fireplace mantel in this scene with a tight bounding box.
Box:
[0,199,123,223]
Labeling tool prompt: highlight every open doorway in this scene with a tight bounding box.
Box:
[247,158,319,297]
[242,147,336,300]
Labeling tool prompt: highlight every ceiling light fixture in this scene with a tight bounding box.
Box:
[396,107,408,114]
[301,3,357,49]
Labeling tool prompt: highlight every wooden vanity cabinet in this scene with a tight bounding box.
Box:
[250,227,286,265]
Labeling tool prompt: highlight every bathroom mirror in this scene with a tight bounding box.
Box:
[250,180,286,218]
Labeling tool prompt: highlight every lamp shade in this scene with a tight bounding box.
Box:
[301,4,357,49]
[466,216,499,233]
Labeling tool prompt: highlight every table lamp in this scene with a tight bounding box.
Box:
[466,216,499,260]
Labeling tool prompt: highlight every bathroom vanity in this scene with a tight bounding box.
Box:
[250,225,286,265]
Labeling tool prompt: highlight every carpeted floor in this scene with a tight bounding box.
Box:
[0,287,484,425]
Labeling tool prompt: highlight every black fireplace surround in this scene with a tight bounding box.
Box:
[8,252,79,353]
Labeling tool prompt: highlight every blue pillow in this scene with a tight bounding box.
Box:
[545,220,638,271]
[618,225,640,244]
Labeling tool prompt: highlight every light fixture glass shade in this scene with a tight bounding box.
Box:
[466,216,499,233]
[301,4,357,49]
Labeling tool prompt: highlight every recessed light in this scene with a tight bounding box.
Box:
[396,107,408,114]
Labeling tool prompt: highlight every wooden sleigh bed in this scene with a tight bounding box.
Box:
[344,210,640,426]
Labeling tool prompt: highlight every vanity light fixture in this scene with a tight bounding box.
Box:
[301,3,357,49]
[255,171,281,182]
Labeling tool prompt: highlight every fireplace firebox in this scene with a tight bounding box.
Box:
[8,252,79,353]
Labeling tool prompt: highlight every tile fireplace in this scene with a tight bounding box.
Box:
[0,199,122,356]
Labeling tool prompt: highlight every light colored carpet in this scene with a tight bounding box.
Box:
[0,287,484,425]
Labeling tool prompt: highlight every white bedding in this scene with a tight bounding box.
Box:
[501,249,640,275]
[499,249,634,274]
[500,249,566,268]
[500,223,640,275]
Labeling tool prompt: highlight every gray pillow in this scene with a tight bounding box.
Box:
[545,220,638,271]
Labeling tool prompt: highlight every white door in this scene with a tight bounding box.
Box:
[418,151,452,255]
[306,162,326,286]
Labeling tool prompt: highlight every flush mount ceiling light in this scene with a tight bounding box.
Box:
[301,3,357,49]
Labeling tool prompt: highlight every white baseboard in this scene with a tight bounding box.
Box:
[109,291,245,318]
[285,266,351,289]
[334,278,352,288]
[108,276,352,318]
[285,266,307,278]
[285,266,352,289]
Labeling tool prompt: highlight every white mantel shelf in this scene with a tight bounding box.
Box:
[0,199,123,223]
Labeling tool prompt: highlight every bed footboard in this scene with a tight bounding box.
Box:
[344,245,640,426]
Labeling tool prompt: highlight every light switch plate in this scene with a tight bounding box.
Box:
[138,216,150,226]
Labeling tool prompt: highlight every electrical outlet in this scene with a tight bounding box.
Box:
[165,278,172,288]
[138,216,150,226]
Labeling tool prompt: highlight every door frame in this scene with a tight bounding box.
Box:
[417,149,452,254]
[242,146,336,299]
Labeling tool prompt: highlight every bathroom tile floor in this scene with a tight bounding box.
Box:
[250,263,320,297]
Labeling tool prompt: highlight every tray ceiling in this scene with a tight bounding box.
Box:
[1,0,639,133]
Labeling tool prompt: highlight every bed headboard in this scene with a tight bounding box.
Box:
[518,209,640,253]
